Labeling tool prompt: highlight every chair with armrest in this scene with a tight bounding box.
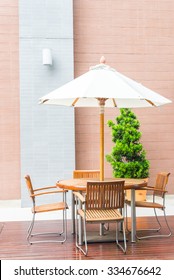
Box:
[74,180,126,256]
[25,175,68,244]
[125,172,172,239]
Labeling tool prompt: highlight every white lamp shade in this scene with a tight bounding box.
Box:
[42,48,52,65]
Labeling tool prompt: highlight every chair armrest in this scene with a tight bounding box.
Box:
[31,190,67,197]
[140,186,154,191]
[73,192,86,203]
[33,186,57,192]
[153,189,168,194]
[144,186,168,194]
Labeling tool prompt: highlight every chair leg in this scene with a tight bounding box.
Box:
[116,221,127,254]
[63,208,67,241]
[54,208,67,243]
[58,207,66,236]
[153,208,162,230]
[104,223,110,231]
[163,209,172,237]
[75,211,88,256]
[27,209,67,244]
[27,212,35,244]
[125,204,161,234]
[136,209,172,239]
[125,203,130,233]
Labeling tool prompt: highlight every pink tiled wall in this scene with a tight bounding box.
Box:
[74,0,174,192]
[0,0,20,199]
[0,0,174,199]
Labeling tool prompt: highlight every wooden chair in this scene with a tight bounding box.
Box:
[25,175,68,244]
[125,172,172,239]
[74,180,126,256]
[73,170,111,233]
[71,170,100,234]
[73,170,100,179]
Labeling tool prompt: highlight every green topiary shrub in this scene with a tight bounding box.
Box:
[106,108,149,178]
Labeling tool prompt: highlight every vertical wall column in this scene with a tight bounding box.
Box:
[19,0,75,206]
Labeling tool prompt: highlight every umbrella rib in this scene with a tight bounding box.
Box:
[72,98,79,106]
[145,99,156,106]
[42,99,49,104]
[112,98,117,107]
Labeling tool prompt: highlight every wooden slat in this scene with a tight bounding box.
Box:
[73,170,100,179]
[86,180,125,209]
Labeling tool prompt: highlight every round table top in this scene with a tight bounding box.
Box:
[57,178,148,191]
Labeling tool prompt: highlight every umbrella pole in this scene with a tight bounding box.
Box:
[100,105,104,181]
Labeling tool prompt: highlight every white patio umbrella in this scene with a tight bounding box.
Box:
[39,57,172,181]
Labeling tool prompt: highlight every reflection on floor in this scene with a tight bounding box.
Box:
[0,217,174,260]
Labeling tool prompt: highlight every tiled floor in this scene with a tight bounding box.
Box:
[0,195,174,222]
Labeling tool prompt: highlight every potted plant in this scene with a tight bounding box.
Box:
[106,108,149,200]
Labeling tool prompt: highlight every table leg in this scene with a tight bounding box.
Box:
[131,188,136,242]
[78,191,83,245]
[99,223,105,235]
[71,191,75,234]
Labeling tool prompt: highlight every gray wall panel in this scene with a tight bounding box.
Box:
[20,0,73,38]
[19,0,74,206]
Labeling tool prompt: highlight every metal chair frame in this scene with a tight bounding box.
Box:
[125,172,172,239]
[25,175,68,244]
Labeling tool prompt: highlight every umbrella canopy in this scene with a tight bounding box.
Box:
[39,57,172,180]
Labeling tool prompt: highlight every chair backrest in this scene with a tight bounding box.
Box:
[86,180,125,210]
[154,172,170,197]
[24,175,35,203]
[73,170,100,179]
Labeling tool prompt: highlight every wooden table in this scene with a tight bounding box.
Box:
[57,178,148,243]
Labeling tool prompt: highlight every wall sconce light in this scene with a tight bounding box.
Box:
[42,48,52,65]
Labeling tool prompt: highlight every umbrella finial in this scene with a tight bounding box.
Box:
[100,56,106,64]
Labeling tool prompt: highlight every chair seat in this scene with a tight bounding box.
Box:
[78,208,124,222]
[125,200,163,209]
[32,202,68,213]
